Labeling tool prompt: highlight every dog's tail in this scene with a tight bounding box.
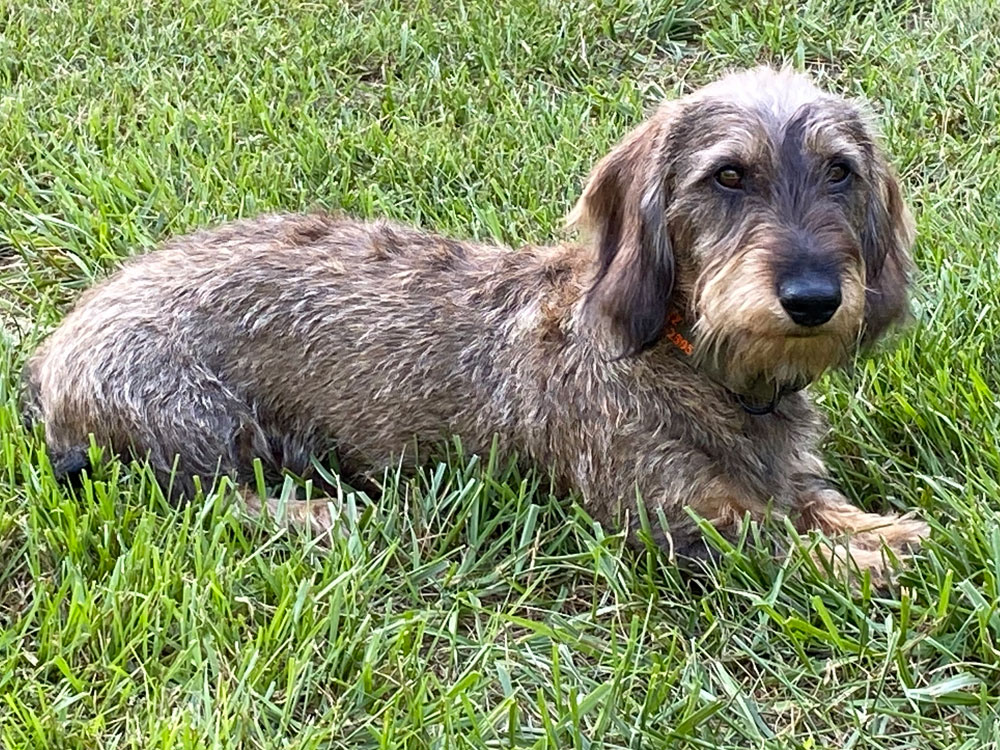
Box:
[49,445,90,480]
[19,361,91,483]
[17,358,43,434]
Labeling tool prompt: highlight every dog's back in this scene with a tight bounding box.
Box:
[21,212,584,497]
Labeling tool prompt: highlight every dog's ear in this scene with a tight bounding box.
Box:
[859,154,915,345]
[568,112,674,356]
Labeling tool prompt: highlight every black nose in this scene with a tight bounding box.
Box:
[777,274,842,327]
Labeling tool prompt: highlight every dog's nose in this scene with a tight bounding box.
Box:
[777,274,842,327]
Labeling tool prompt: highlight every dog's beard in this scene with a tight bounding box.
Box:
[691,319,859,399]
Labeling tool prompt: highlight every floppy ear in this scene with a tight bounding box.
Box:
[859,155,915,345]
[568,112,674,356]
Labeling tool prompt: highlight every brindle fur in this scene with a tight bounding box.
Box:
[21,67,928,580]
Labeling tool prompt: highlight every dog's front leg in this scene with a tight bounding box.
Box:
[790,461,929,582]
[614,456,777,563]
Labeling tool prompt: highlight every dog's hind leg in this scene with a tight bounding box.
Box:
[25,343,272,498]
[26,343,346,538]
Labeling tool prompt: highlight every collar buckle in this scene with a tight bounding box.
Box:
[735,393,780,416]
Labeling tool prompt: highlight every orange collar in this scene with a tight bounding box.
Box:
[664,310,694,357]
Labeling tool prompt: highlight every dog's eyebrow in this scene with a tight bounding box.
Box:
[680,138,767,188]
[825,153,862,172]
[800,118,869,166]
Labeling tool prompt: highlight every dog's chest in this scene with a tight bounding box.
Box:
[724,398,821,498]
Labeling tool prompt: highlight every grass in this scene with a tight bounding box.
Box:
[1,0,1000,746]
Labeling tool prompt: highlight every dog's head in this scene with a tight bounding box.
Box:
[570,67,913,398]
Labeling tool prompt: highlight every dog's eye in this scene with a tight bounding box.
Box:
[715,166,744,190]
[827,162,851,185]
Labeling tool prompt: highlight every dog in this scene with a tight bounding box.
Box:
[21,66,929,580]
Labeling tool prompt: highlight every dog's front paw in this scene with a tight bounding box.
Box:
[811,539,916,588]
[880,512,931,554]
[797,489,930,586]
[801,488,930,551]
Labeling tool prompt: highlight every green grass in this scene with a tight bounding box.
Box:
[2,0,1000,746]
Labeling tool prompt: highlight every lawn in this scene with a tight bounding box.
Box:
[2,0,1000,746]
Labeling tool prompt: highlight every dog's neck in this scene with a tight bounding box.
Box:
[662,309,805,416]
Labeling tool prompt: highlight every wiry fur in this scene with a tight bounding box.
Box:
[21,67,928,581]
